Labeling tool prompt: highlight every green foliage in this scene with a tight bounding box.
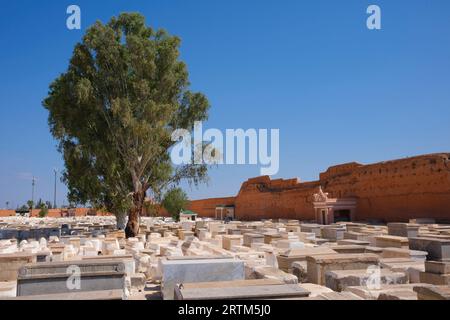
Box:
[38,206,49,218]
[143,201,160,217]
[18,204,29,211]
[42,13,210,219]
[26,200,34,209]
[162,188,188,221]
[45,201,53,209]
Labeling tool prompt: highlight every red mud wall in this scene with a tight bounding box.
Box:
[188,153,450,222]
[322,153,450,222]
[234,176,319,221]
[188,197,236,218]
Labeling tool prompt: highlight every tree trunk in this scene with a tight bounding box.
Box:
[116,212,128,230]
[125,207,140,238]
[125,190,144,238]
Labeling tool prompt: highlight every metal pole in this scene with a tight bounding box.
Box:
[31,176,35,214]
[53,169,57,208]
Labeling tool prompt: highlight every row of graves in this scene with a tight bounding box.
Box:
[0,216,450,300]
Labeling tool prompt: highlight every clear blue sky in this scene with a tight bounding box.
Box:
[1,0,450,208]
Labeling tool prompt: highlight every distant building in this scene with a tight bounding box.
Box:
[179,209,198,222]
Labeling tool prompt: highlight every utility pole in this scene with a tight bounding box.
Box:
[31,176,36,214]
[53,169,58,209]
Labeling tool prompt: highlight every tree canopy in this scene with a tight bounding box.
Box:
[43,13,210,236]
[162,188,189,221]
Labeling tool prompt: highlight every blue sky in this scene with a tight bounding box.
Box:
[0,0,450,208]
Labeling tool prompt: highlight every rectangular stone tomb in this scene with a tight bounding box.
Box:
[387,223,420,238]
[82,254,135,276]
[345,283,432,300]
[408,237,450,261]
[381,248,428,261]
[11,289,124,300]
[222,235,243,250]
[338,239,371,246]
[418,260,450,285]
[343,231,371,242]
[419,271,450,285]
[325,269,407,292]
[276,247,337,272]
[249,266,298,284]
[425,260,450,274]
[174,283,310,300]
[0,253,37,281]
[263,233,282,244]
[243,233,264,247]
[160,258,245,300]
[375,235,409,249]
[321,227,345,241]
[414,285,450,300]
[306,253,379,285]
[329,245,367,254]
[17,259,126,296]
[300,224,323,237]
[0,281,17,298]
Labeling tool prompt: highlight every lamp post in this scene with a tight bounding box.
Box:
[31,176,36,214]
[53,168,58,209]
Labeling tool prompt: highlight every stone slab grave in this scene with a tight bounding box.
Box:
[408,237,450,261]
[0,253,37,281]
[419,260,450,285]
[343,231,371,242]
[374,235,409,249]
[424,260,450,274]
[243,233,264,247]
[248,266,298,284]
[82,254,136,277]
[337,239,371,246]
[263,233,282,244]
[414,285,450,300]
[321,226,345,241]
[17,259,126,297]
[276,247,337,273]
[345,283,433,300]
[377,290,418,300]
[178,230,195,241]
[174,282,310,300]
[387,223,420,238]
[306,253,379,285]
[227,228,241,236]
[292,261,308,283]
[0,281,17,298]
[160,257,245,300]
[300,224,323,237]
[380,247,428,261]
[297,283,333,298]
[9,289,124,300]
[329,245,367,254]
[174,279,284,299]
[297,232,316,242]
[409,218,436,225]
[364,246,384,255]
[299,291,363,300]
[222,235,243,250]
[275,239,304,250]
[378,258,424,283]
[325,269,407,292]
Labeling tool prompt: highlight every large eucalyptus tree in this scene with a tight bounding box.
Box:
[43,13,209,237]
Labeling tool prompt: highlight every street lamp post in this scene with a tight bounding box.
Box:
[31,176,36,214]
[53,169,58,209]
